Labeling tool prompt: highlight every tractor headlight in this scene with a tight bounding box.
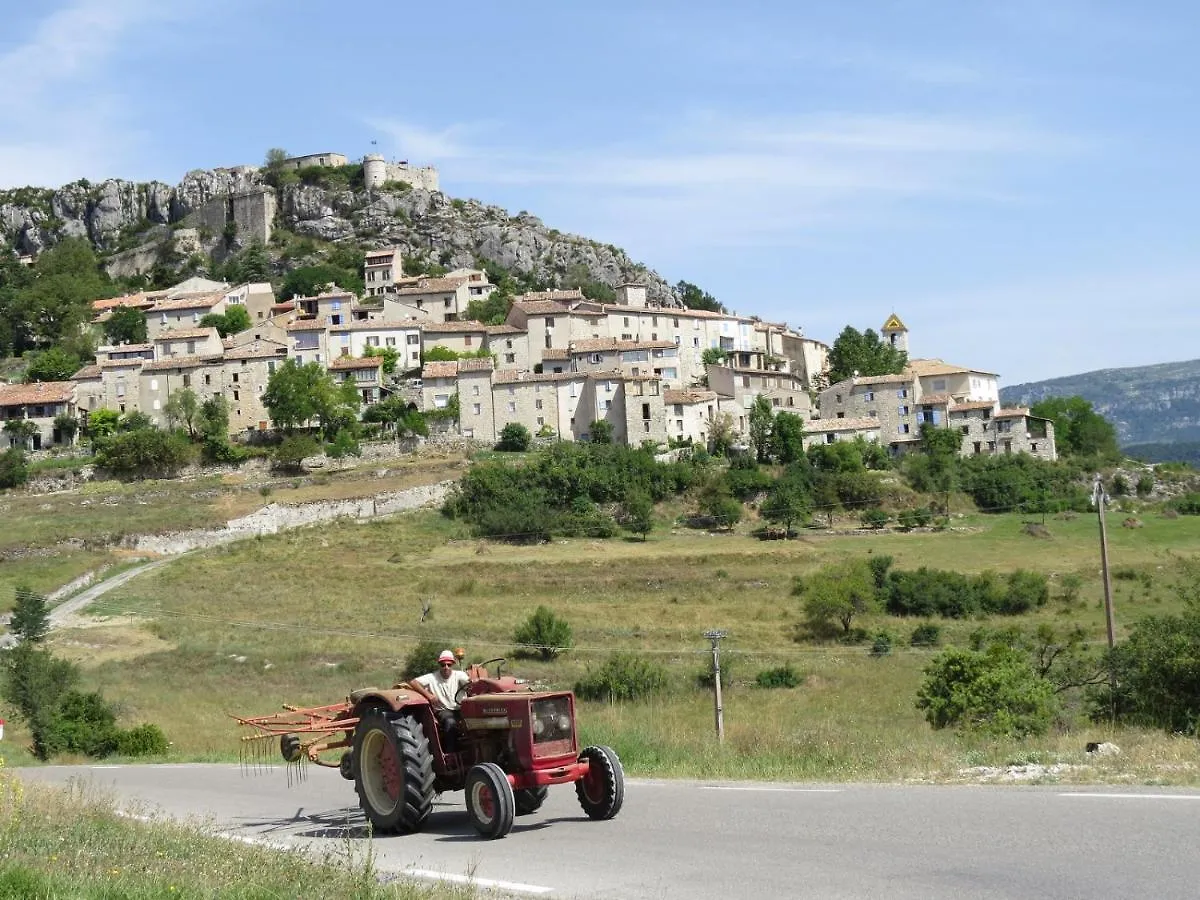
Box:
[556,715,570,731]
[533,717,545,736]
[532,697,573,745]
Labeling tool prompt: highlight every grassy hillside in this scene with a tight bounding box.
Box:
[8,503,1197,784]
[1001,358,1200,445]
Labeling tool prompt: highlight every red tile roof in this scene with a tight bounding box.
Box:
[458,357,495,372]
[0,381,75,406]
[329,356,383,371]
[421,361,459,378]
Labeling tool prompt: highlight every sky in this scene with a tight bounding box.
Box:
[1,0,1197,384]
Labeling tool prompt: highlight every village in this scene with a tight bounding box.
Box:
[0,152,1056,464]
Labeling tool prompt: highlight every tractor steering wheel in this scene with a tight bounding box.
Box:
[479,657,506,677]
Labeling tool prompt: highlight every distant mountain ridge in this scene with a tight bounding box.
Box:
[1000,358,1200,446]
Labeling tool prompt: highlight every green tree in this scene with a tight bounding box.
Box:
[87,408,119,440]
[770,412,805,464]
[280,264,363,300]
[826,325,907,385]
[589,420,613,444]
[261,359,329,433]
[163,387,200,438]
[1029,396,1120,461]
[102,305,148,345]
[916,645,1057,738]
[362,345,400,374]
[700,483,742,530]
[0,447,29,488]
[9,585,50,643]
[0,644,81,759]
[24,346,80,382]
[760,475,811,537]
[197,395,230,441]
[199,305,252,338]
[3,418,38,450]
[748,395,774,463]
[701,347,729,367]
[674,280,725,313]
[273,433,320,472]
[221,243,271,283]
[5,238,114,351]
[919,424,961,514]
[620,489,654,541]
[54,411,79,447]
[423,345,460,363]
[513,606,573,661]
[93,428,194,476]
[810,469,841,528]
[798,559,877,636]
[496,422,532,452]
[708,412,736,456]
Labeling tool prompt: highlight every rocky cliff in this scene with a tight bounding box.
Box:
[0,166,676,302]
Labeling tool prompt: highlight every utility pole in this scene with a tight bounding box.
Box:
[1092,474,1117,650]
[703,630,727,742]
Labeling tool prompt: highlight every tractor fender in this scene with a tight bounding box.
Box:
[348,686,430,719]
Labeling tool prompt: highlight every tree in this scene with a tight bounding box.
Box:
[362,345,400,374]
[701,347,729,367]
[0,643,81,759]
[221,243,271,283]
[919,424,961,514]
[164,388,200,438]
[760,475,810,537]
[53,412,79,446]
[280,264,363,300]
[589,420,613,444]
[770,412,805,464]
[1029,396,1120,461]
[708,412,736,456]
[0,447,28,488]
[826,326,907,385]
[423,345,459,363]
[620,489,654,541]
[496,422,532,452]
[197,395,230,442]
[810,469,841,528]
[748,395,774,463]
[264,147,289,168]
[102,306,148,345]
[3,418,38,450]
[25,346,80,382]
[9,585,50,644]
[700,483,742,530]
[199,305,252,338]
[799,560,877,636]
[274,433,320,472]
[93,428,194,476]
[261,359,330,433]
[4,238,113,351]
[513,606,573,661]
[916,645,1057,738]
[87,408,119,440]
[674,280,725,313]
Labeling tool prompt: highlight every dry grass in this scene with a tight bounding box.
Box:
[17,505,1192,785]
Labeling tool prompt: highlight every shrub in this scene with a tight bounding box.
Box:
[896,507,932,530]
[116,723,169,757]
[0,447,28,489]
[401,640,448,681]
[513,606,573,661]
[325,428,362,459]
[1094,608,1200,733]
[1169,493,1200,515]
[696,654,738,692]
[93,428,194,476]
[0,645,80,759]
[273,434,320,472]
[1135,474,1155,498]
[48,690,120,758]
[755,664,803,689]
[575,652,667,702]
[860,507,889,529]
[916,646,1057,737]
[496,422,532,452]
[909,622,942,647]
[869,631,893,657]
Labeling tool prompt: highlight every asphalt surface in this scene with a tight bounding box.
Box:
[16,764,1200,899]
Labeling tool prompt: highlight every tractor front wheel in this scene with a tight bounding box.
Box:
[575,745,624,820]
[465,763,515,839]
[353,710,435,834]
[514,786,548,816]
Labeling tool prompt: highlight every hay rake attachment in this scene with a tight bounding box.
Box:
[233,701,359,782]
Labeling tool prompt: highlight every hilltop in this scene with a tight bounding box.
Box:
[1001,357,1200,447]
[0,154,676,305]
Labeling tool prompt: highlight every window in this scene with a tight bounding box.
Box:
[974,441,982,454]
[864,391,875,401]
[961,425,969,435]
[182,375,191,387]
[232,373,239,383]
[464,336,473,347]
[742,376,751,388]
[897,388,908,398]
[603,399,612,410]
[673,318,680,327]
[623,317,630,327]
[233,390,240,401]
[204,374,211,386]
[367,336,380,347]
[149,379,158,391]
[536,416,544,426]
[652,316,658,326]
[869,410,878,418]
[933,379,947,392]
[898,405,909,415]
[434,394,449,409]
[504,353,515,364]
[330,315,342,325]
[386,337,396,347]
[590,353,603,364]
[332,300,341,311]
[507,401,516,413]
[472,403,481,415]
[535,399,543,410]
[642,403,651,420]
[186,341,196,354]
[1031,443,1039,452]
[835,394,842,403]
[693,337,700,348]
[407,334,419,345]
[676,419,684,430]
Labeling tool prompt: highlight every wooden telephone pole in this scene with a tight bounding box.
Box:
[704,630,727,742]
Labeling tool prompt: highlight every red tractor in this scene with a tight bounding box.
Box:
[234,656,624,839]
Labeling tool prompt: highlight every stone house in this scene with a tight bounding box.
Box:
[223,282,277,322]
[293,287,357,326]
[389,276,480,323]
[328,321,422,370]
[421,321,489,357]
[96,342,154,363]
[801,417,883,449]
[146,292,227,339]
[74,359,143,416]
[287,320,329,366]
[576,374,668,446]
[420,361,461,413]
[153,327,224,360]
[664,388,720,446]
[329,356,385,405]
[485,325,530,371]
[707,365,813,429]
[458,359,500,441]
[363,247,402,298]
[0,381,79,450]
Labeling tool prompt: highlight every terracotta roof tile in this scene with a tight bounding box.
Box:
[0,381,76,406]
[286,320,326,332]
[147,292,224,312]
[950,401,996,412]
[329,356,383,371]
[224,341,288,361]
[71,365,102,380]
[664,389,718,404]
[328,321,417,333]
[994,407,1032,418]
[92,293,152,311]
[153,328,219,341]
[392,277,468,296]
[140,356,222,372]
[458,357,495,372]
[511,300,570,316]
[422,320,488,333]
[805,417,882,433]
[493,369,581,385]
[542,348,570,360]
[485,324,524,335]
[421,361,459,378]
[909,358,998,378]
[518,289,583,303]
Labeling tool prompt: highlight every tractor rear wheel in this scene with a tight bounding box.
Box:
[353,710,434,834]
[514,786,548,816]
[575,745,624,820]
[465,763,515,839]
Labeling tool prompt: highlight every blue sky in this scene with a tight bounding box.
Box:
[2,0,1197,384]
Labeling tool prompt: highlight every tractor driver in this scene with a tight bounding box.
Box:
[413,650,470,749]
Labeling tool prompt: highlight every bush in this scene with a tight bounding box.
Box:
[401,640,449,681]
[1136,474,1155,498]
[116,723,170,757]
[48,690,120,758]
[909,622,942,647]
[896,507,932,530]
[916,646,1057,737]
[93,428,194,477]
[885,566,1048,618]
[860,507,889,529]
[1095,608,1200,733]
[755,664,803,689]
[273,434,320,472]
[696,653,738,692]
[496,422,532,452]
[869,631,893,657]
[513,606,573,661]
[0,447,28,489]
[325,428,362,459]
[575,652,667,702]
[1169,493,1200,515]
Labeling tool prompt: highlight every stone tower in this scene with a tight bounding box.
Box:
[881,313,908,353]
[363,154,388,189]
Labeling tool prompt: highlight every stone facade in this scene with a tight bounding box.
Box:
[0,381,79,450]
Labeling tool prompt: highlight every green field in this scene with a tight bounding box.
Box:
[5,501,1196,785]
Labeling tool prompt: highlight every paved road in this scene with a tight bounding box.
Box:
[17,765,1200,899]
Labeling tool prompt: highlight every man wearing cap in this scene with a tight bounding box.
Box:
[413,650,470,749]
